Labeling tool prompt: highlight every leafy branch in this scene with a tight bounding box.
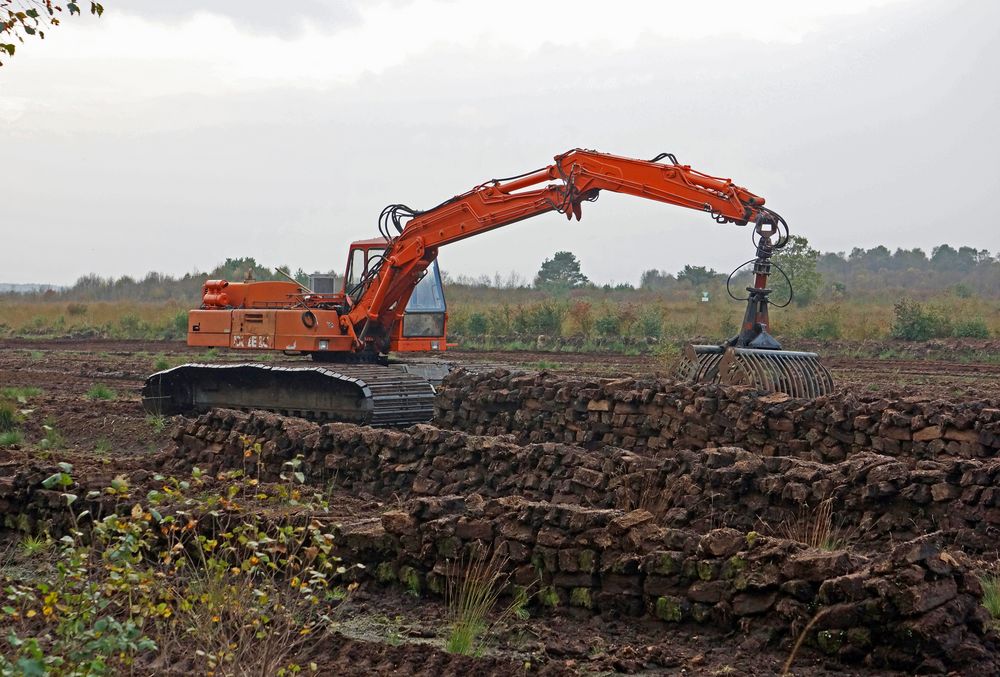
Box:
[1,0,104,65]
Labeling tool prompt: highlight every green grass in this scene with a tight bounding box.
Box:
[153,354,172,371]
[0,402,18,433]
[147,414,167,434]
[980,574,1000,623]
[445,550,523,656]
[0,430,23,447]
[85,384,117,400]
[19,534,53,558]
[0,386,43,401]
[94,438,112,454]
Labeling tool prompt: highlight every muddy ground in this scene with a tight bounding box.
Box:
[0,337,997,675]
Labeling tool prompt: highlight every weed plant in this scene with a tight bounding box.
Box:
[445,549,528,656]
[85,385,116,401]
[0,464,361,675]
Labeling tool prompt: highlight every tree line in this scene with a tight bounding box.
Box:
[4,242,997,304]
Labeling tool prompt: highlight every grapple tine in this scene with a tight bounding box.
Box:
[680,344,725,382]
[683,345,835,398]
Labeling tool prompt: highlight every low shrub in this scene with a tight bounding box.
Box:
[953,318,990,339]
[639,309,664,338]
[467,312,489,335]
[594,315,620,337]
[890,299,951,341]
[798,306,843,340]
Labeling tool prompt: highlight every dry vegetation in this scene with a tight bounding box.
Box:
[1,293,996,348]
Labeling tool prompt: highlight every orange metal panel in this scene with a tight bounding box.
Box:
[391,336,447,353]
[187,310,232,347]
[273,309,353,353]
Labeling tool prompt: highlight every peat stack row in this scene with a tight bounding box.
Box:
[371,496,996,673]
[435,370,1000,461]
[164,410,1000,553]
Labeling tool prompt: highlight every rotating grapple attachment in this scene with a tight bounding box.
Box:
[680,213,835,399]
[682,344,834,398]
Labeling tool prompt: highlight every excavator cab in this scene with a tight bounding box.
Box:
[344,239,448,352]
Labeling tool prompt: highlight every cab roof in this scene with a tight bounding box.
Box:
[350,237,391,247]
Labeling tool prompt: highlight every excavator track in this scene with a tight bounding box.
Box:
[142,363,436,427]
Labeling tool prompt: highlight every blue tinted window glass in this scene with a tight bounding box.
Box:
[405,260,446,312]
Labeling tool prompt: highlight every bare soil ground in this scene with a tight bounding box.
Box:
[0,337,996,674]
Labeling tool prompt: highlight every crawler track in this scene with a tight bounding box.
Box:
[142,363,436,426]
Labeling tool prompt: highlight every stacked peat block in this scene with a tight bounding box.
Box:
[163,410,1000,554]
[3,411,1000,672]
[435,370,1000,461]
[369,495,997,673]
[160,410,656,506]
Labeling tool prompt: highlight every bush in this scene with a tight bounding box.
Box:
[595,315,620,337]
[517,302,565,336]
[166,310,189,339]
[66,302,88,316]
[799,306,843,340]
[890,299,951,341]
[639,310,663,338]
[567,300,594,336]
[952,318,990,339]
[467,312,489,335]
[117,313,150,339]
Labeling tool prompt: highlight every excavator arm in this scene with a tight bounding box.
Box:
[347,149,775,341]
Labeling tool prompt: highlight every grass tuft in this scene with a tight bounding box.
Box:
[85,384,116,400]
[980,573,1000,623]
[775,499,855,551]
[445,548,526,656]
[0,430,23,447]
[0,401,18,433]
[0,386,43,401]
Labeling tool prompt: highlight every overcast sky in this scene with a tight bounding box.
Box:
[2,0,998,286]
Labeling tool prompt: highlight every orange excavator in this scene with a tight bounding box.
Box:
[142,149,833,426]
